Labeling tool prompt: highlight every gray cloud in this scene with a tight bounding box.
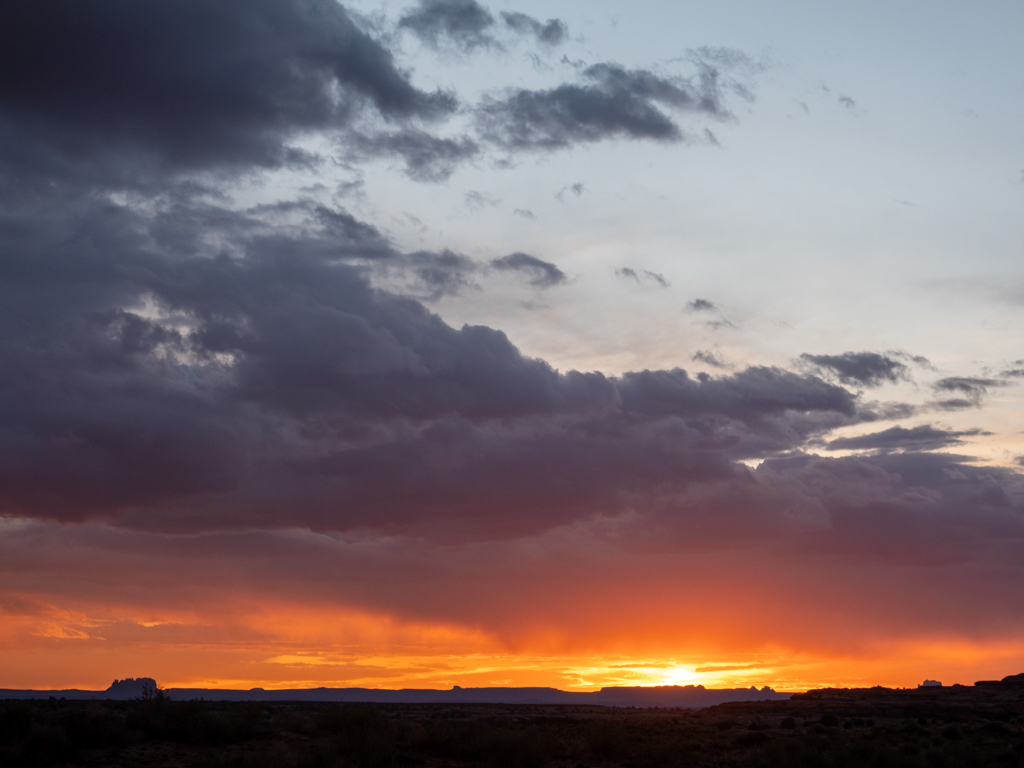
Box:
[402,249,479,298]
[491,252,567,287]
[476,55,742,151]
[691,350,730,369]
[464,190,501,210]
[934,376,1002,394]
[689,299,716,311]
[1001,362,1024,378]
[827,425,988,453]
[616,268,669,287]
[801,352,909,387]
[500,12,568,46]
[931,376,1008,410]
[346,129,479,182]
[398,0,496,51]
[556,182,585,200]
[704,319,738,330]
[856,401,919,422]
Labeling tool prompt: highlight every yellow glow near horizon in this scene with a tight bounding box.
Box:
[6,593,1024,694]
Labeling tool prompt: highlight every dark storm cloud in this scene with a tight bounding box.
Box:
[0,0,456,189]
[0,186,880,534]
[801,352,909,387]
[398,0,496,51]
[826,425,987,453]
[500,12,568,46]
[753,451,1024,565]
[476,56,738,150]
[2,183,1022,545]
[491,252,567,287]
[2,0,1022,555]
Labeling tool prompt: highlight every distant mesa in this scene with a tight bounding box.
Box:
[107,678,157,698]
[919,680,942,688]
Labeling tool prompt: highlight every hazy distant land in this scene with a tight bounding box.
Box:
[0,677,788,707]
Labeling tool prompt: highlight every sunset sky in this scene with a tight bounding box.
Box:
[2,0,1024,694]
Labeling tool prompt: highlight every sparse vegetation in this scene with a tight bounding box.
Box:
[3,686,1024,767]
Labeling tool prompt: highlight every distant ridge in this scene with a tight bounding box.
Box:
[0,677,157,701]
[0,680,789,707]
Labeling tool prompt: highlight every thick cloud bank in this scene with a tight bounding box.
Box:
[0,188,867,533]
[1,1,1023,680]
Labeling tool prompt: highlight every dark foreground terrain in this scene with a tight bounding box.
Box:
[4,677,1024,768]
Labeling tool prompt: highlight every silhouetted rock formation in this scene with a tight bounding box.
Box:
[106,678,157,698]
[0,677,158,700]
[974,672,1024,687]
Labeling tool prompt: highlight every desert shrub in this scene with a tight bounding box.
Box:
[60,703,130,749]
[126,696,238,744]
[417,719,548,768]
[483,727,548,768]
[584,720,630,761]
[629,735,699,768]
[316,707,399,768]
[13,720,74,768]
[736,731,771,748]
[0,704,33,745]
[981,721,1009,736]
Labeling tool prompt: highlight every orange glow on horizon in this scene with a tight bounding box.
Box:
[4,592,1024,695]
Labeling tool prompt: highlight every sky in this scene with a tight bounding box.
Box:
[1,0,1023,694]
